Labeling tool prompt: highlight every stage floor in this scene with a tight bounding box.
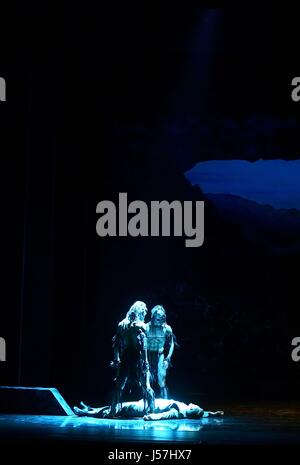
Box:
[0,403,300,446]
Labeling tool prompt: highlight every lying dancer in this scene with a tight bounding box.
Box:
[74,398,224,421]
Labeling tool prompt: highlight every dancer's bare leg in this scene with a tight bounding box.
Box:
[111,375,127,416]
[74,405,110,417]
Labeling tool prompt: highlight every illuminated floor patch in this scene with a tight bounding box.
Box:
[0,405,300,445]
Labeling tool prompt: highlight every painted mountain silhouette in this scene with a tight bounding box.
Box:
[207,193,300,254]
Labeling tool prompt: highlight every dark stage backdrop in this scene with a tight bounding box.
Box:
[0,4,300,408]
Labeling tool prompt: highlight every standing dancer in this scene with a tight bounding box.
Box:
[110,301,155,416]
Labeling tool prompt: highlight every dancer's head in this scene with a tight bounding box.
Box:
[151,305,166,326]
[185,403,203,419]
[127,301,148,323]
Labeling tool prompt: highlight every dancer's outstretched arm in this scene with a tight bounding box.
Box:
[203,410,224,418]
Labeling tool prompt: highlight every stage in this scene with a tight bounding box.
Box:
[1,403,300,446]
